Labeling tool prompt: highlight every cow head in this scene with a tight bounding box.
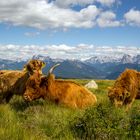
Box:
[108,87,130,107]
[23,63,60,102]
[23,59,46,75]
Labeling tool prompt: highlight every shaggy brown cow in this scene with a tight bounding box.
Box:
[23,64,97,108]
[0,59,45,103]
[108,69,140,110]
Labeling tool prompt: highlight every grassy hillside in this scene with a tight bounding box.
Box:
[0,80,140,140]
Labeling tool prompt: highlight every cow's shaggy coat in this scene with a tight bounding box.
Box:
[108,69,140,110]
[0,60,45,103]
[24,64,97,109]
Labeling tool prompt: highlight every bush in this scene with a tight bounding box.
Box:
[71,102,130,140]
[128,106,140,139]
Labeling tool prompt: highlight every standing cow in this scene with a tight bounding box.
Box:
[108,69,140,111]
[0,60,45,103]
[24,64,97,109]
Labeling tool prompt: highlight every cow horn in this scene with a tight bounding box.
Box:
[48,63,60,75]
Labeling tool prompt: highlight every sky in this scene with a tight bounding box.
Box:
[0,0,140,60]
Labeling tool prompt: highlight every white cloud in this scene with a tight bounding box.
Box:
[24,32,40,37]
[97,11,121,27]
[0,0,122,29]
[0,44,140,61]
[54,0,117,7]
[54,0,94,8]
[96,0,116,6]
[0,0,100,29]
[124,9,140,26]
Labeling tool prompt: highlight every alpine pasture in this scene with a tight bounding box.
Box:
[0,79,140,140]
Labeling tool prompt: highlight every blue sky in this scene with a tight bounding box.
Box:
[0,0,140,60]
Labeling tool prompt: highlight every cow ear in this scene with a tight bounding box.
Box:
[42,62,46,68]
[23,66,27,71]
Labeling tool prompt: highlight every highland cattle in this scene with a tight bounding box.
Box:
[0,60,45,103]
[24,64,97,108]
[108,69,140,110]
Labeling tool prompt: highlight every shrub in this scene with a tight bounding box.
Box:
[71,102,130,140]
[128,106,140,139]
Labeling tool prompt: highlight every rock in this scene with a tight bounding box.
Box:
[85,80,98,89]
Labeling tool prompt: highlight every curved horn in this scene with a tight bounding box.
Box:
[48,63,60,74]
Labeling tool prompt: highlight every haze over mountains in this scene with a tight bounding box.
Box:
[1,45,140,61]
[1,49,140,79]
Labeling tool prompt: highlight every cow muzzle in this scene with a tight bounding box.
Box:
[23,94,33,102]
[114,100,123,108]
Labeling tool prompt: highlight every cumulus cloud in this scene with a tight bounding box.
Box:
[96,0,116,6]
[97,11,122,27]
[124,9,140,26]
[0,0,122,29]
[0,0,100,29]
[0,44,140,61]
[54,0,94,8]
[54,0,117,7]
[24,32,40,37]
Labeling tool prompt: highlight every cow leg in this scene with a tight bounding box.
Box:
[125,98,135,112]
[5,92,14,103]
[64,100,77,108]
[0,92,12,104]
[136,92,140,99]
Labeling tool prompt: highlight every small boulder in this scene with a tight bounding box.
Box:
[85,80,98,89]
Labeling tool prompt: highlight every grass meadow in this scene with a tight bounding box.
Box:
[0,79,140,140]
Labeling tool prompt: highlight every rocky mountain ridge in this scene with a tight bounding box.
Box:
[0,54,140,79]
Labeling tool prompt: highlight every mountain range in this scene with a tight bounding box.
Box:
[0,54,140,79]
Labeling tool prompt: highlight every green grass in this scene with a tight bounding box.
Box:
[0,80,140,140]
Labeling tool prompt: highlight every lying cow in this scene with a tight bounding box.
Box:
[23,64,97,108]
[0,59,45,103]
[108,69,140,111]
